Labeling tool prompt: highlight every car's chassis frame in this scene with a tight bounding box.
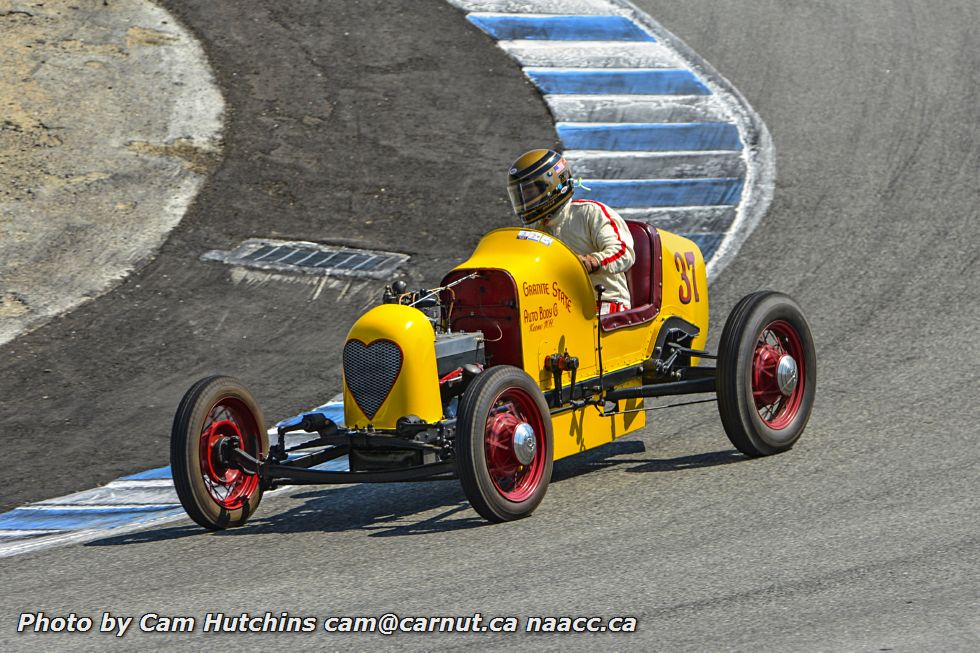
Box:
[224,343,719,490]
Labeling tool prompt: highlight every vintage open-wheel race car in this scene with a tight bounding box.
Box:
[171,222,816,529]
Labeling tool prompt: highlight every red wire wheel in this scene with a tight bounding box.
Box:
[751,320,806,430]
[717,292,816,457]
[198,403,261,509]
[171,376,268,530]
[457,366,553,522]
[483,387,549,502]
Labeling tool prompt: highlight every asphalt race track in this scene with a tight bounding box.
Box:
[1,0,978,651]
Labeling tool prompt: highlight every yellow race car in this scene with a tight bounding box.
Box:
[171,223,816,529]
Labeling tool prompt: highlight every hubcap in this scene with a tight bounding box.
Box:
[512,422,536,465]
[776,354,798,396]
[204,420,243,486]
[484,389,546,503]
[199,399,261,509]
[751,320,806,430]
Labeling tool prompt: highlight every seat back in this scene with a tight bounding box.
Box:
[626,221,656,307]
[600,220,662,331]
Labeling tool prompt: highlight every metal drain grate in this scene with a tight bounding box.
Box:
[202,239,409,279]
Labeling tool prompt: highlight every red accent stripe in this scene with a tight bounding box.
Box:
[439,368,464,384]
[573,199,627,266]
[597,301,626,314]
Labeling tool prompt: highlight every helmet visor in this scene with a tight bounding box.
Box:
[508,179,553,222]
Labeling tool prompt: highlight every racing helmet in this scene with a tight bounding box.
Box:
[507,149,573,225]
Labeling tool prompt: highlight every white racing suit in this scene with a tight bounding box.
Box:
[540,199,635,314]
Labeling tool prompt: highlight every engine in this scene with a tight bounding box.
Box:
[434,331,485,378]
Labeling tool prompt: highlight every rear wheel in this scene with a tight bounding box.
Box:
[171,376,268,529]
[717,292,816,456]
[456,366,553,522]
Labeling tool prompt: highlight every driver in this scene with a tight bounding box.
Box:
[507,149,635,315]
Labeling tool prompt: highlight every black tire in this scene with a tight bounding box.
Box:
[170,375,268,529]
[717,292,816,457]
[456,366,553,522]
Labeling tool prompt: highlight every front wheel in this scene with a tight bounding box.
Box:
[717,292,816,457]
[456,366,553,522]
[170,376,268,529]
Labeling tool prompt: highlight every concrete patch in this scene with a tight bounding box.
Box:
[0,0,224,346]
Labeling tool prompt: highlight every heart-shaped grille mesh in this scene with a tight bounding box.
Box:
[343,339,403,420]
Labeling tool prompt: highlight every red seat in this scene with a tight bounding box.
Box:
[600,220,662,331]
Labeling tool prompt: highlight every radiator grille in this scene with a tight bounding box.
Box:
[343,339,403,419]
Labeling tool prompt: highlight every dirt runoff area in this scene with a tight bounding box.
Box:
[0,0,223,344]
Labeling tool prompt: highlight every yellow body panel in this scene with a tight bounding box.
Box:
[449,228,652,446]
[342,304,443,429]
[449,226,708,387]
[552,380,647,460]
[341,226,710,455]
[451,227,598,378]
[656,230,710,362]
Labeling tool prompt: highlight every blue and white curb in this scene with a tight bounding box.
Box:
[0,403,347,558]
[449,0,775,278]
